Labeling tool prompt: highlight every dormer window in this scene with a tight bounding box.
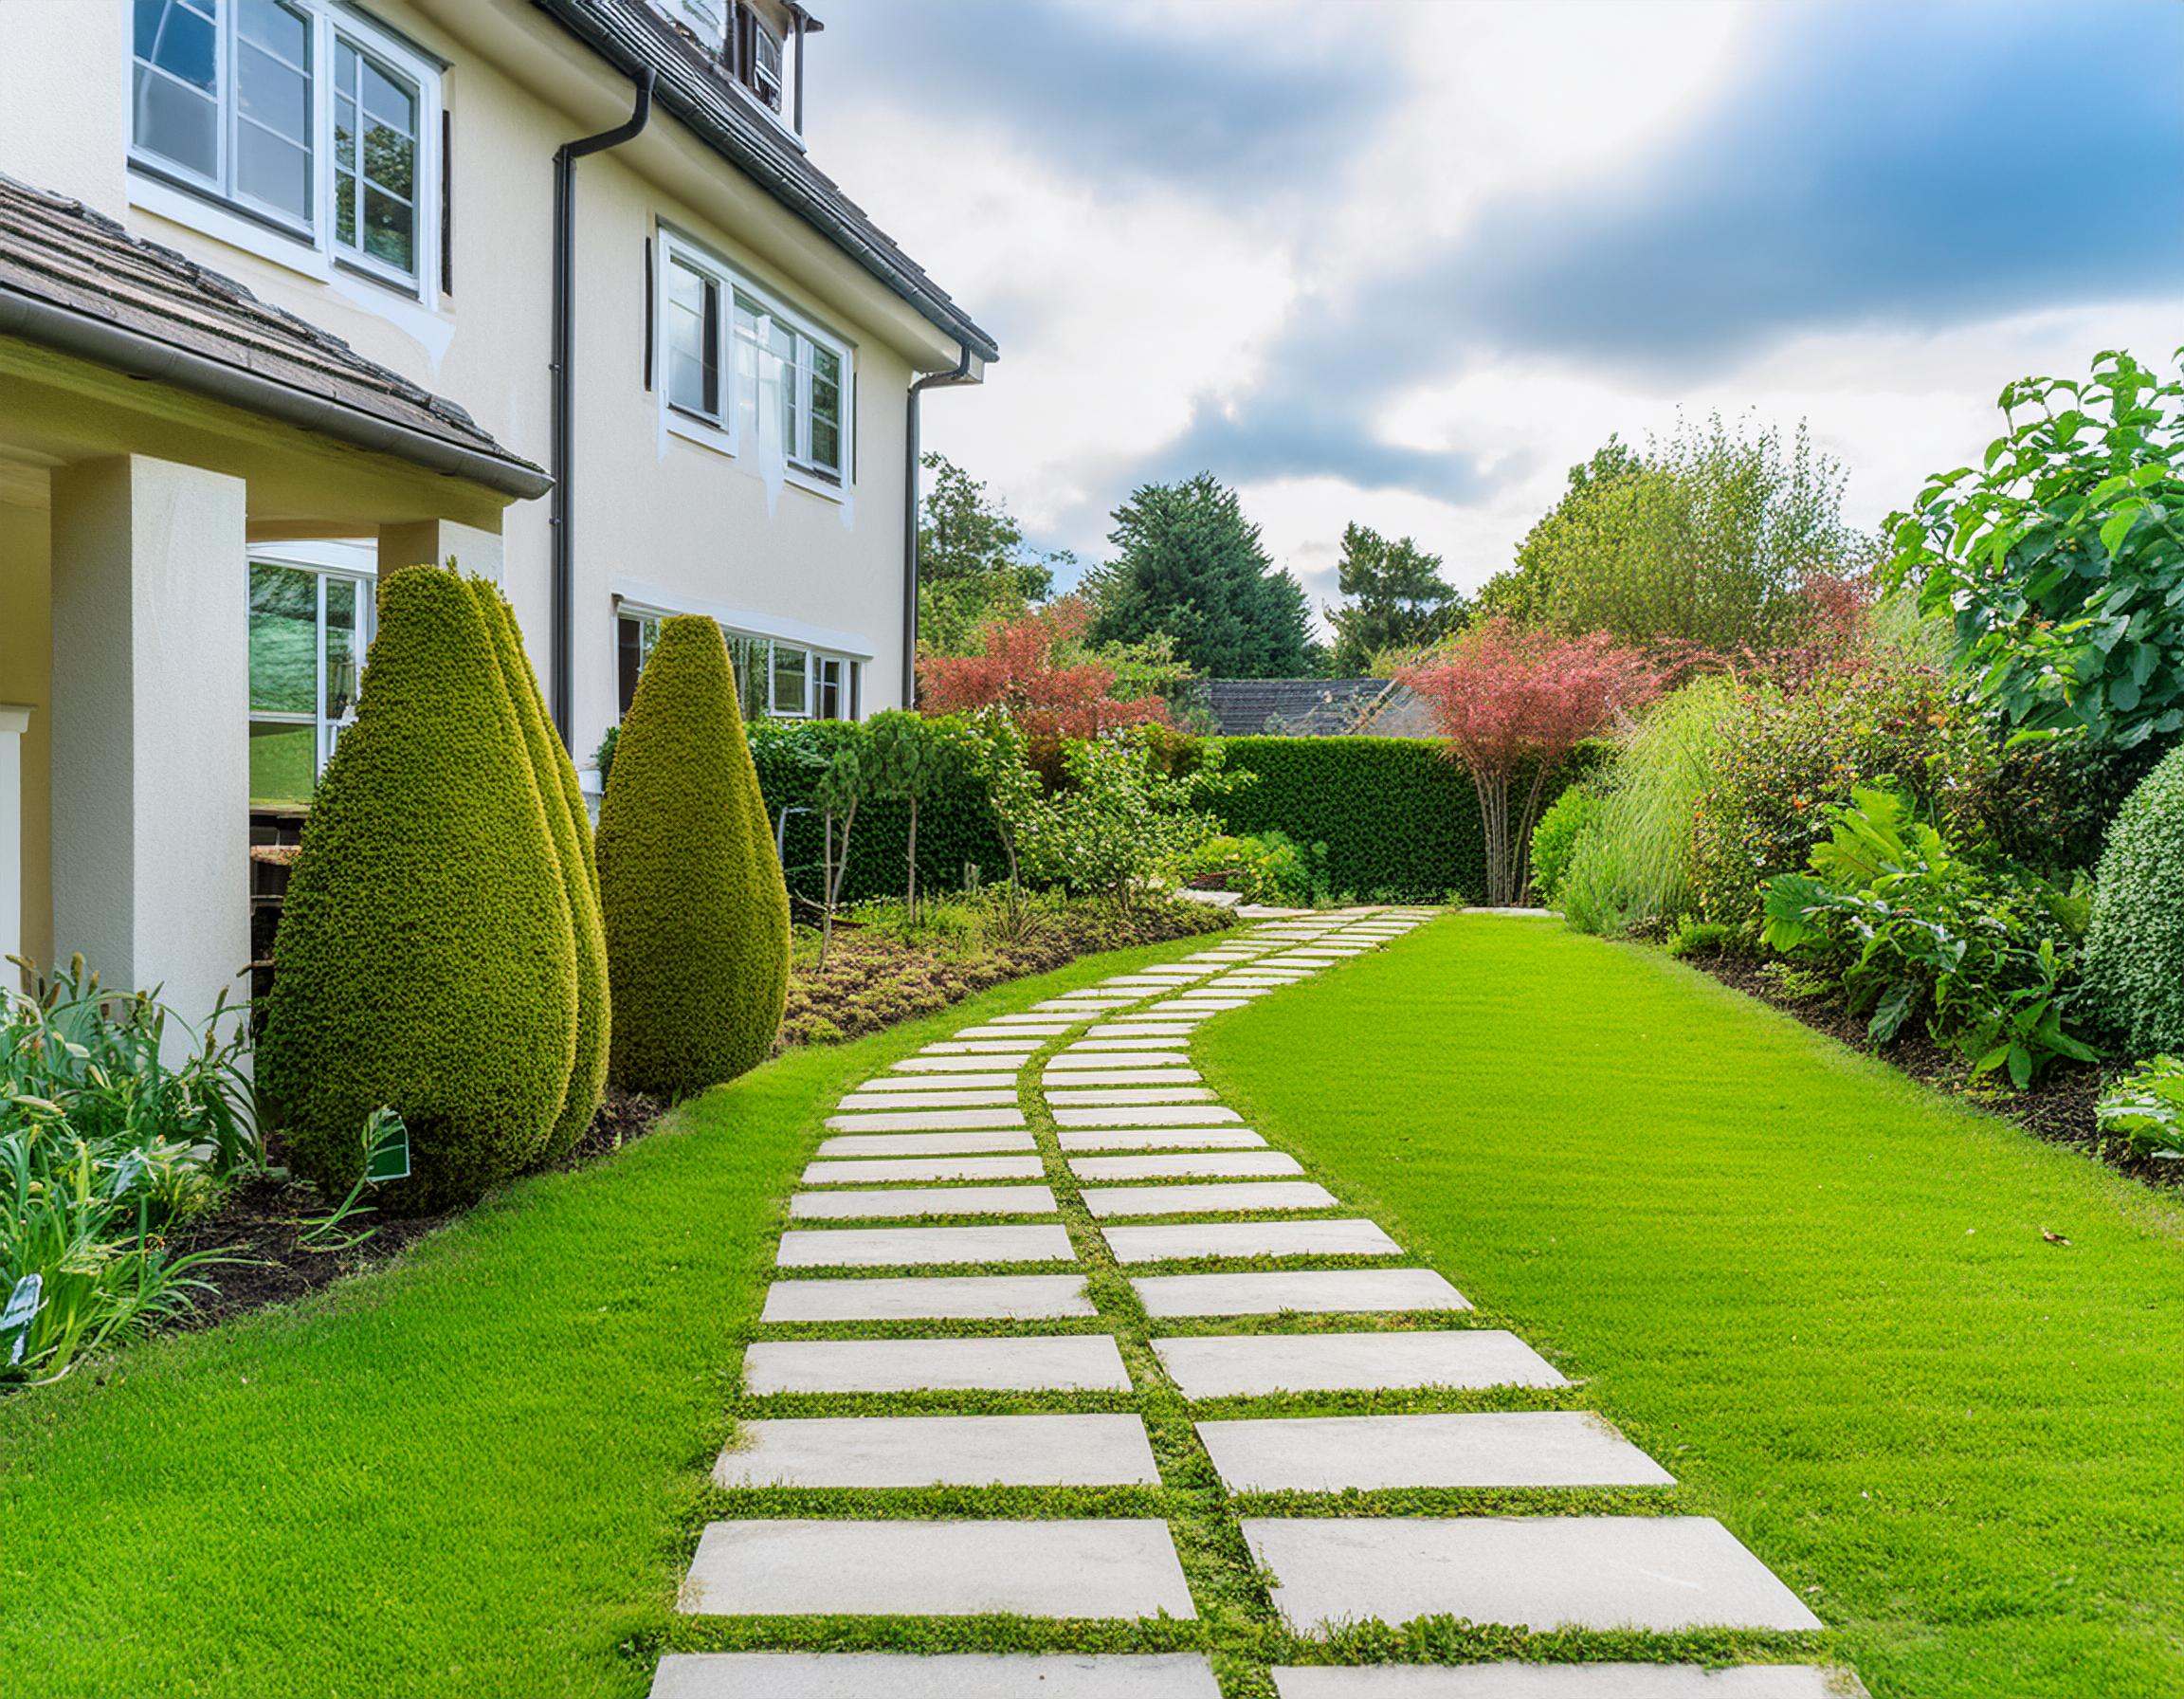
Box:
[734,7,785,115]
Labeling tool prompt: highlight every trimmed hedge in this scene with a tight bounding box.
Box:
[2084,744,2184,1056]
[261,566,578,1213]
[597,616,791,1095]
[474,581,610,1160]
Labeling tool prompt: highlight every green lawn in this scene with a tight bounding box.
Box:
[0,935,1224,1699]
[1198,916,2184,1699]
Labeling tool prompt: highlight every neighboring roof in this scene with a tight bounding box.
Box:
[1202,678,1397,737]
[0,174,550,500]
[1352,683,1439,739]
[536,0,999,364]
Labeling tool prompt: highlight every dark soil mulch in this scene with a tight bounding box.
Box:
[1691,950,2176,1192]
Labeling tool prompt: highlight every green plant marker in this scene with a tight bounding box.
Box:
[1,1274,41,1367]
[365,1118,411,1183]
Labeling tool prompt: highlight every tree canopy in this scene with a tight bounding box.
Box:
[1087,472,1313,677]
[1323,522,1467,674]
[917,451,1059,656]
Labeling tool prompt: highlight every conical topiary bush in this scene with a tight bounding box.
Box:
[471,578,610,1159]
[596,614,790,1095]
[259,564,578,1213]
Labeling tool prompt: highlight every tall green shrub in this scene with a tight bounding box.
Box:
[597,615,790,1095]
[2083,744,2184,1055]
[472,581,609,1158]
[260,566,578,1212]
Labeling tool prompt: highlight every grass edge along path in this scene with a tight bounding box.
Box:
[1197,916,2184,1699]
[0,930,1247,1699]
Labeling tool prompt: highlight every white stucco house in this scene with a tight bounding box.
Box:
[0,0,995,1024]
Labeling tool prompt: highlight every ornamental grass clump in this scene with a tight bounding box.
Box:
[597,615,790,1095]
[2083,743,2184,1056]
[260,565,579,1213]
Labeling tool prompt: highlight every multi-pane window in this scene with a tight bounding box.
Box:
[733,290,845,481]
[616,612,857,722]
[130,0,436,290]
[248,559,371,806]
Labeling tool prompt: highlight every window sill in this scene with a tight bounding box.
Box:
[786,465,847,504]
[665,406,738,459]
[130,166,333,285]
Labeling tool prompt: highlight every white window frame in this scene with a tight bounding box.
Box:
[247,543,377,805]
[655,226,854,498]
[128,0,443,301]
[614,600,862,722]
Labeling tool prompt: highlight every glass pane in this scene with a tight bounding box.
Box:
[360,57,415,137]
[323,576,358,720]
[237,123,310,221]
[238,0,306,64]
[133,64,218,177]
[336,92,356,170]
[238,40,308,139]
[726,635,767,721]
[249,722,317,808]
[361,183,413,271]
[137,0,217,91]
[248,562,318,715]
[335,169,355,245]
[772,644,808,716]
[362,118,414,198]
[667,263,716,415]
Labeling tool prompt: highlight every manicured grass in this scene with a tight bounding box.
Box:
[0,933,1228,1699]
[1198,916,2184,1699]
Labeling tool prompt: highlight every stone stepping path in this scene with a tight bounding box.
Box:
[657,909,1856,1697]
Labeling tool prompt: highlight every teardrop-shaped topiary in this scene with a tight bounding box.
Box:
[597,614,790,1095]
[260,565,578,1213]
[2084,743,2184,1055]
[470,578,610,1159]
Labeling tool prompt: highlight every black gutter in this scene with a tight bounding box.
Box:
[902,345,977,707]
[0,289,550,500]
[550,67,655,747]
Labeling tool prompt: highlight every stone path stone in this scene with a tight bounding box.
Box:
[861,1070,1023,1088]
[678,1519,1197,1618]
[815,1131,1036,1158]
[743,1335,1132,1395]
[774,1225,1075,1268]
[1267,1668,1863,1697]
[1053,1105,1245,1127]
[837,1088,1023,1109]
[652,1653,1223,1698]
[1152,1329,1567,1397]
[788,1185,1059,1220]
[761,1275,1094,1322]
[1070,1151,1304,1182]
[1081,1179,1342,1217]
[715,1414,1161,1488]
[908,1043,1042,1059]
[1044,1053,1199,1070]
[800,1155,1046,1185]
[1043,1087,1218,1105]
[1242,1516,1825,1632]
[1088,1023,1197,1037]
[1196,1411,1674,1491]
[826,1107,1027,1131]
[1058,1128,1267,1152]
[956,1022,1072,1036]
[1132,1268,1468,1316]
[1102,1218,1401,1263]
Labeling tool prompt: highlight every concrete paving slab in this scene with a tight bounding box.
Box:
[1054,1106,1244,1128]
[716,1413,1160,1488]
[859,1071,1022,1088]
[1063,1038,1192,1051]
[742,1334,1132,1395]
[1242,1516,1825,1633]
[1043,1064,1204,1081]
[1196,1411,1673,1491]
[912,1043,1043,1057]
[788,1185,1058,1220]
[986,1014,1087,1026]
[1072,1152,1302,1182]
[1089,1024,1197,1038]
[775,1224,1075,1268]
[1152,1329,1567,1398]
[815,1131,1037,1158]
[1133,1268,1468,1317]
[825,1107,1027,1131]
[678,1519,1197,1618]
[1102,1219,1402,1264]
[836,1089,1023,1111]
[1059,1129,1267,1152]
[1043,1087,1219,1105]
[1268,1668,1862,1697]
[761,1274,1094,1323]
[651,1653,1224,1699]
[800,1155,1046,1185]
[955,1024,1071,1038]
[1082,1180,1341,1217]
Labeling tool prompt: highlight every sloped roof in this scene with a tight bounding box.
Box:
[0,174,549,498]
[1203,677,1395,737]
[538,0,999,363]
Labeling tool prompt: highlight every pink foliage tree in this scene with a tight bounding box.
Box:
[917,597,1172,740]
[1399,617,1661,905]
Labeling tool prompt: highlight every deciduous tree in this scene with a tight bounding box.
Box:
[1324,523,1466,674]
[917,597,1173,740]
[917,452,1059,655]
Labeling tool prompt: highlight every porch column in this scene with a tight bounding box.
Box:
[378,519,502,584]
[49,456,248,1027]
[0,704,27,983]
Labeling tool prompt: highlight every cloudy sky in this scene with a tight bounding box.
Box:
[809,0,2184,625]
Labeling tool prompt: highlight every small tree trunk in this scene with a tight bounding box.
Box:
[1472,766,1510,906]
[1513,759,1561,905]
[819,798,858,968]
[904,795,919,922]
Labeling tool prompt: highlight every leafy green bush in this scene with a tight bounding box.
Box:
[1,961,256,1383]
[1182,830,1329,906]
[1976,735,2173,876]
[1762,788,2095,1086]
[1525,786,1597,903]
[2095,1054,2184,1161]
[1019,732,1246,907]
[597,615,791,1096]
[473,583,609,1160]
[1689,663,1994,933]
[262,566,579,1212]
[2082,743,2184,1055]
[1665,919,1737,959]
[1561,678,1738,935]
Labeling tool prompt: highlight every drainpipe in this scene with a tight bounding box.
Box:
[551,67,655,747]
[902,345,976,707]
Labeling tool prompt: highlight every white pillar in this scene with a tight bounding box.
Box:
[0,704,27,984]
[378,519,503,584]
[49,456,248,1026]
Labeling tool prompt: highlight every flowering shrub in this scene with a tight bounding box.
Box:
[917,597,1172,740]
[1689,660,1995,932]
